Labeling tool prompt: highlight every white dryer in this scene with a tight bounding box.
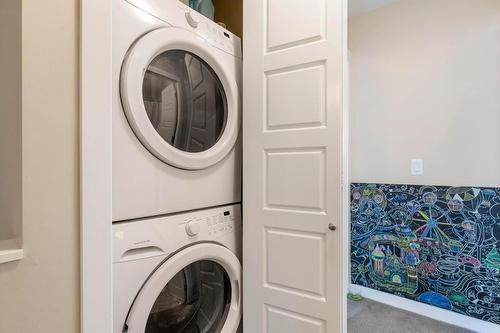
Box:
[113,0,242,221]
[113,204,242,333]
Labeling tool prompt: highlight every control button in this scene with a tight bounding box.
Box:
[185,12,199,28]
[185,220,201,237]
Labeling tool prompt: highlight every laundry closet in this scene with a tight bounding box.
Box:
[111,0,244,332]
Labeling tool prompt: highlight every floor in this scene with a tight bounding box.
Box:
[347,299,475,333]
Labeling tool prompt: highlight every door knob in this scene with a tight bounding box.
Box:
[328,224,337,231]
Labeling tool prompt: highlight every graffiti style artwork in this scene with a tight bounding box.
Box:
[350,183,500,324]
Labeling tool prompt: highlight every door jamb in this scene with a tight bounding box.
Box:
[342,0,350,331]
[80,0,113,331]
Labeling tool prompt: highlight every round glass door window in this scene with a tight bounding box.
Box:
[142,50,228,153]
[146,260,231,333]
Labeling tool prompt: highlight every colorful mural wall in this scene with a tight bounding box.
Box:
[350,183,500,324]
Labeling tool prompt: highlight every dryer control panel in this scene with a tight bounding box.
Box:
[197,20,241,58]
[126,0,242,58]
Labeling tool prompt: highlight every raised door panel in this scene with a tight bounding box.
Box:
[266,63,326,130]
[267,0,326,51]
[265,228,326,298]
[265,149,326,212]
[265,305,326,333]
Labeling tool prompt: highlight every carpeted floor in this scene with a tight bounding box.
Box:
[347,299,475,333]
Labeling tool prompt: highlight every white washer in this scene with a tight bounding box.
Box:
[113,0,242,221]
[113,204,242,333]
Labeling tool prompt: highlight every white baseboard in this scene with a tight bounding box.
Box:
[350,284,500,333]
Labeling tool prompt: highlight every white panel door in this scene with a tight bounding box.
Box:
[243,0,346,332]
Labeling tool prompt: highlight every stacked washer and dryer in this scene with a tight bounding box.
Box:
[112,0,242,332]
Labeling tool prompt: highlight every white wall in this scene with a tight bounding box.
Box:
[349,0,500,187]
[0,0,80,331]
[349,0,405,18]
[0,0,22,244]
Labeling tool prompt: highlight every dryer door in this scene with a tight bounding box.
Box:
[125,243,241,333]
[121,27,240,170]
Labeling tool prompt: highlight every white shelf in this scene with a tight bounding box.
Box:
[0,248,23,264]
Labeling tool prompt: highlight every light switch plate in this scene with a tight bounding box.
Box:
[411,159,423,176]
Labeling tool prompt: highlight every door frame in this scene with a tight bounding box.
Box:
[80,0,349,331]
[80,0,113,332]
[342,2,350,332]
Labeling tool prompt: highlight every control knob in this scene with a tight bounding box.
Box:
[185,220,201,237]
[185,12,199,28]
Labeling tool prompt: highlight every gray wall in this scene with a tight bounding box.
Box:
[0,0,22,244]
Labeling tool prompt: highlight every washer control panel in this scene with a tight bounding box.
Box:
[206,209,235,236]
[183,206,236,237]
[113,204,241,263]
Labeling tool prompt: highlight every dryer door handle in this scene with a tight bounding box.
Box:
[119,246,165,262]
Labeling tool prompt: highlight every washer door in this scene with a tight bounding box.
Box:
[121,27,240,170]
[125,243,241,333]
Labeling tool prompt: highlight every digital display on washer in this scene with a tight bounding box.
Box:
[142,50,228,154]
[146,260,231,333]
